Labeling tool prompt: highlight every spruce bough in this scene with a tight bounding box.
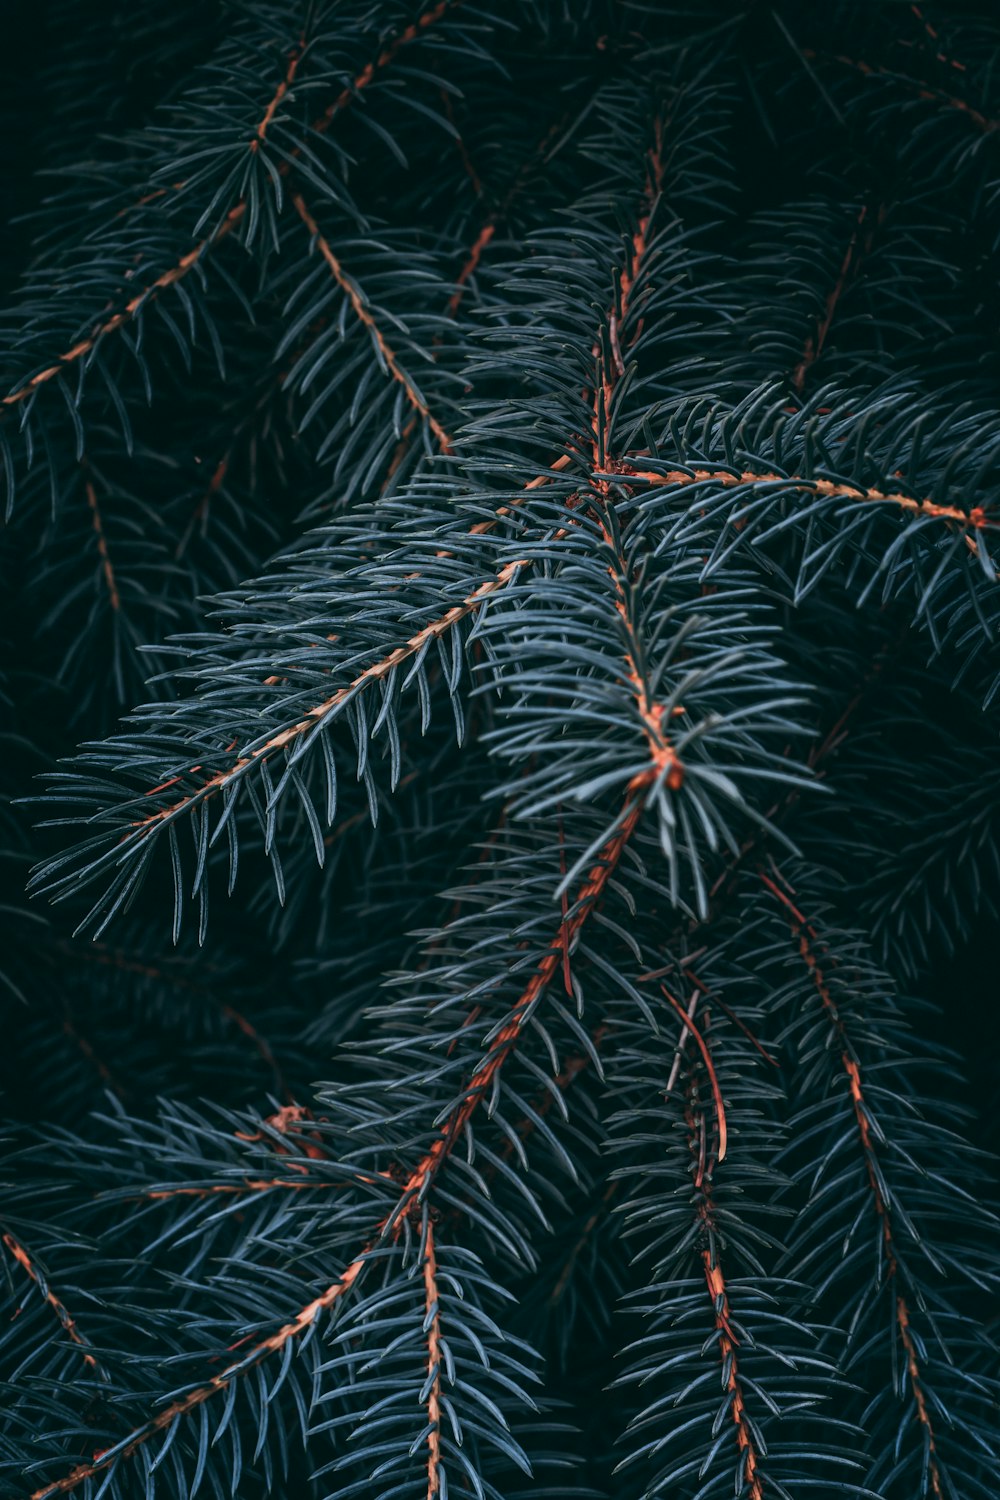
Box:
[1,2,999,1497]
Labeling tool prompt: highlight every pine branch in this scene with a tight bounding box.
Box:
[291,193,454,454]
[1,1233,101,1377]
[27,790,642,1497]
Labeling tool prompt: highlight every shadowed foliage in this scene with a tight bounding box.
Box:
[1,2,999,1497]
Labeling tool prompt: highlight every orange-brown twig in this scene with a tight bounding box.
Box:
[804,48,997,132]
[31,785,644,1500]
[2,1234,100,1374]
[292,194,452,453]
[316,0,455,129]
[616,459,994,564]
[394,787,646,1207]
[617,460,993,531]
[792,201,884,392]
[253,36,307,149]
[905,5,967,73]
[127,555,526,835]
[446,223,496,317]
[700,1250,765,1500]
[446,104,577,320]
[1,203,247,413]
[120,452,582,840]
[760,867,943,1500]
[2,2,458,414]
[683,1058,764,1500]
[662,987,727,1163]
[585,119,685,788]
[84,477,120,612]
[422,1224,444,1498]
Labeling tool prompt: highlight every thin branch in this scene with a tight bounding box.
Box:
[83,475,120,612]
[792,200,884,392]
[616,459,995,564]
[31,786,645,1499]
[617,460,994,531]
[113,452,580,846]
[446,224,496,317]
[422,1223,444,1499]
[1,204,245,411]
[662,986,727,1163]
[252,35,307,150]
[2,1234,101,1376]
[2,1,459,412]
[760,866,944,1500]
[700,1249,765,1500]
[585,120,685,786]
[682,1064,764,1500]
[439,88,484,198]
[315,0,456,129]
[395,785,647,1205]
[446,104,578,319]
[906,5,969,74]
[803,47,998,132]
[291,193,453,453]
[127,554,527,836]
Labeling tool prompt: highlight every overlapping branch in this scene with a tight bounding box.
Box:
[1,0,459,414]
[30,786,644,1498]
[1,1234,100,1375]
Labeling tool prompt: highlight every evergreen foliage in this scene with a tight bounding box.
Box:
[1,2,999,1497]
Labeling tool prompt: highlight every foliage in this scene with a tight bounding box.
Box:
[1,1,999,1497]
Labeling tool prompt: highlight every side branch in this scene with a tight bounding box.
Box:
[2,1234,99,1374]
[317,0,456,128]
[394,787,646,1206]
[803,48,998,133]
[760,868,944,1500]
[32,789,644,1499]
[701,1249,764,1500]
[115,451,577,844]
[253,36,307,148]
[682,1048,762,1498]
[792,200,882,392]
[2,0,458,413]
[84,477,120,612]
[128,556,525,835]
[422,1226,443,1499]
[616,459,995,564]
[587,117,684,786]
[1,205,246,411]
[291,194,452,453]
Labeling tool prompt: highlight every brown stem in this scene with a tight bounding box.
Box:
[2,1,459,414]
[792,200,885,392]
[291,194,452,453]
[252,36,307,150]
[2,1233,101,1376]
[759,867,944,1500]
[83,476,120,612]
[616,460,994,547]
[422,1223,444,1498]
[586,117,684,786]
[803,48,998,133]
[681,1046,764,1499]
